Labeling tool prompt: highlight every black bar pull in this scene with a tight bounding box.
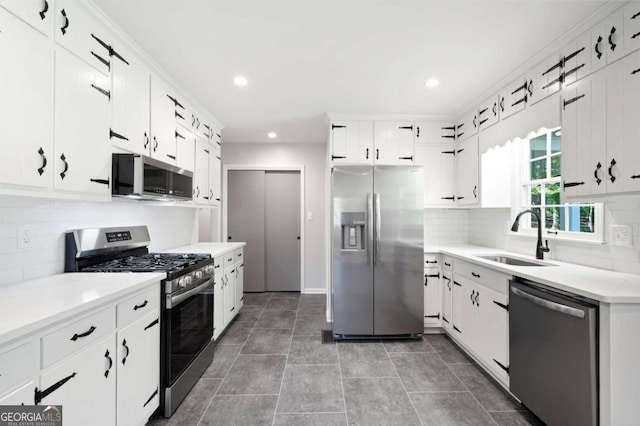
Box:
[456,123,464,130]
[478,107,488,116]
[632,11,640,20]
[594,162,602,185]
[425,260,438,264]
[453,325,462,333]
[441,196,455,200]
[511,82,527,95]
[144,318,159,331]
[456,132,464,139]
[563,94,585,110]
[332,124,346,130]
[609,26,617,51]
[39,0,49,20]
[133,300,148,311]
[479,118,488,126]
[416,126,420,137]
[204,149,210,154]
[547,230,558,235]
[511,96,527,107]
[632,67,640,75]
[398,156,413,161]
[595,35,603,59]
[399,125,413,130]
[631,175,640,179]
[71,326,96,341]
[493,301,509,311]
[37,147,47,176]
[109,129,129,141]
[632,32,640,40]
[104,349,113,378]
[90,84,110,100]
[457,148,464,154]
[143,388,159,407]
[425,314,440,319]
[493,359,510,374]
[442,317,450,324]
[60,9,69,35]
[453,281,461,287]
[231,307,235,312]
[609,158,617,183]
[441,150,455,155]
[90,51,110,70]
[331,155,346,160]
[175,130,185,140]
[216,198,221,202]
[441,126,455,130]
[60,153,68,180]
[365,148,369,159]
[90,178,110,187]
[563,180,585,189]
[35,372,76,404]
[441,135,455,139]
[444,262,451,267]
[122,339,129,365]
[376,149,379,160]
[471,272,480,278]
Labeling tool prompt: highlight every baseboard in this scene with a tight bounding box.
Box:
[302,288,325,295]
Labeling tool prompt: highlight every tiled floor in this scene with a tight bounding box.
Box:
[151,292,543,426]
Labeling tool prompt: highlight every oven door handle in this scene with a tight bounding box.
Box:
[167,277,214,308]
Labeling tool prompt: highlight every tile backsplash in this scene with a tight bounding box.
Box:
[424,209,470,245]
[0,196,198,286]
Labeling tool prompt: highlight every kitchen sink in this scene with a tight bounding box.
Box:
[476,255,556,267]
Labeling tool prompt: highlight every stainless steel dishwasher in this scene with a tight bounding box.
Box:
[509,278,598,426]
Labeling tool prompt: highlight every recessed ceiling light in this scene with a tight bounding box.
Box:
[233,76,248,87]
[268,132,277,139]
[425,78,440,88]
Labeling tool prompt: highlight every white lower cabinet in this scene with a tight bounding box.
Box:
[213,265,224,341]
[423,265,442,327]
[224,264,237,326]
[0,381,35,405]
[235,253,244,311]
[213,250,244,340]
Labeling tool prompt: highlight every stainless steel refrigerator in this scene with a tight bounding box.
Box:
[332,166,424,339]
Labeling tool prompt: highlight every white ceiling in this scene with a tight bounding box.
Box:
[94,0,608,144]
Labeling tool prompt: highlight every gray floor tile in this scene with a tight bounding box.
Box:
[383,338,435,353]
[255,310,297,329]
[218,321,254,345]
[288,335,338,365]
[273,413,347,426]
[297,303,326,315]
[218,354,286,395]
[489,410,545,425]
[299,294,326,304]
[236,305,264,322]
[343,378,420,426]
[151,378,221,426]
[276,365,344,413]
[265,297,300,311]
[293,316,330,336]
[243,293,273,306]
[423,334,471,364]
[449,363,521,411]
[202,344,242,379]
[389,352,465,392]
[409,392,496,426]
[338,342,396,378]
[241,328,293,355]
[199,395,278,426]
[271,292,301,299]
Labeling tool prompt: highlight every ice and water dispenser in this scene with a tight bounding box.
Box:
[340,212,366,250]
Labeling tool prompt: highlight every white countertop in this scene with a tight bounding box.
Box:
[425,244,640,304]
[0,272,165,346]
[167,242,246,258]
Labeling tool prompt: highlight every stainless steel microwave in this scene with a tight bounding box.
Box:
[112,154,193,201]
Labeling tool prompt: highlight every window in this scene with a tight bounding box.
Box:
[518,127,602,242]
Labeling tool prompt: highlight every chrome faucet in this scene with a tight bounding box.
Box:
[511,209,550,260]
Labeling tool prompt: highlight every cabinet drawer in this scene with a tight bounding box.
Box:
[454,261,509,295]
[223,252,235,268]
[424,253,439,268]
[41,307,115,368]
[0,341,36,395]
[442,256,454,272]
[234,248,244,263]
[117,285,160,328]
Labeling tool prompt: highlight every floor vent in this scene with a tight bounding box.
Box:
[321,329,335,344]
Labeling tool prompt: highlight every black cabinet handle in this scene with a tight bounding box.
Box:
[493,301,509,311]
[196,186,200,197]
[511,96,527,107]
[563,94,585,110]
[632,32,640,40]
[143,388,159,408]
[594,162,602,185]
[595,35,603,59]
[609,26,617,51]
[632,11,640,20]
[167,154,176,160]
[473,185,477,198]
[441,150,455,155]
[37,147,47,176]
[563,181,585,189]
[475,292,479,306]
[104,349,113,379]
[527,79,533,96]
[478,107,488,116]
[453,280,461,287]
[70,326,96,341]
[444,262,451,267]
[34,372,76,404]
[493,359,510,374]
[90,178,110,187]
[442,317,450,324]
[331,155,346,160]
[470,290,475,304]
[479,118,488,126]
[456,123,464,130]
[631,175,640,179]
[175,130,185,140]
[632,67,640,75]
[399,125,413,130]
[453,325,461,333]
[416,126,420,137]
[175,111,184,120]
[457,196,464,200]
[456,132,464,139]
[425,260,438,264]
[39,0,49,20]
[133,300,148,311]
[122,339,129,365]
[216,198,221,202]
[425,314,440,319]
[457,148,464,154]
[60,9,69,35]
[365,148,369,159]
[471,272,480,278]
[331,124,346,130]
[90,84,110,100]
[472,116,477,128]
[90,51,110,70]
[144,318,159,330]
[144,132,149,149]
[109,129,128,141]
[511,82,527,95]
[442,126,455,130]
[398,156,413,161]
[376,149,379,160]
[230,307,235,312]
[153,136,158,152]
[499,96,504,112]
[609,158,617,183]
[424,273,440,286]
[492,102,497,116]
[441,196,455,200]
[59,153,68,180]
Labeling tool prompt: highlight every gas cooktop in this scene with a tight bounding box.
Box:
[82,253,212,273]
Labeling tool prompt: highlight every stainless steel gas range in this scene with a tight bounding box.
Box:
[65,226,214,418]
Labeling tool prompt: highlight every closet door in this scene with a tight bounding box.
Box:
[265,171,301,291]
[227,170,265,292]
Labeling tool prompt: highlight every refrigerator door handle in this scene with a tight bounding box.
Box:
[367,193,373,266]
[374,192,381,267]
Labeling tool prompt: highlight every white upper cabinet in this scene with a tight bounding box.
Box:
[330,121,374,164]
[150,74,177,164]
[561,31,593,86]
[54,47,111,197]
[0,8,53,190]
[414,122,456,143]
[456,135,479,206]
[527,52,562,105]
[176,132,195,172]
[455,109,478,141]
[210,145,221,205]
[374,122,415,164]
[0,0,54,37]
[499,76,528,120]
[477,96,499,130]
[54,0,111,74]
[111,45,150,156]
[194,138,210,205]
[414,144,456,206]
[624,2,640,55]
[592,8,625,72]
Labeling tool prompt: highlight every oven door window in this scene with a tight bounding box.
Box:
[167,282,213,384]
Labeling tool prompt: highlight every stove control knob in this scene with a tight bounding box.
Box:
[178,277,187,288]
[195,271,203,280]
[185,276,192,286]
[205,265,214,274]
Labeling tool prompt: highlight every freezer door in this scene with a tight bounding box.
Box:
[373,166,424,335]
[332,166,374,336]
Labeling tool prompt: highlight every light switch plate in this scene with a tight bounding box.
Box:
[17,225,33,249]
[611,225,633,247]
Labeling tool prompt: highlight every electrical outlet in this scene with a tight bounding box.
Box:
[17,225,33,249]
[307,211,313,221]
[611,225,633,247]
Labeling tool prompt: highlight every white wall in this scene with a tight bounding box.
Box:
[469,201,640,274]
[221,143,326,292]
[0,196,198,286]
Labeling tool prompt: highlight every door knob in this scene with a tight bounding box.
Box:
[297,236,300,240]
[228,236,232,240]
